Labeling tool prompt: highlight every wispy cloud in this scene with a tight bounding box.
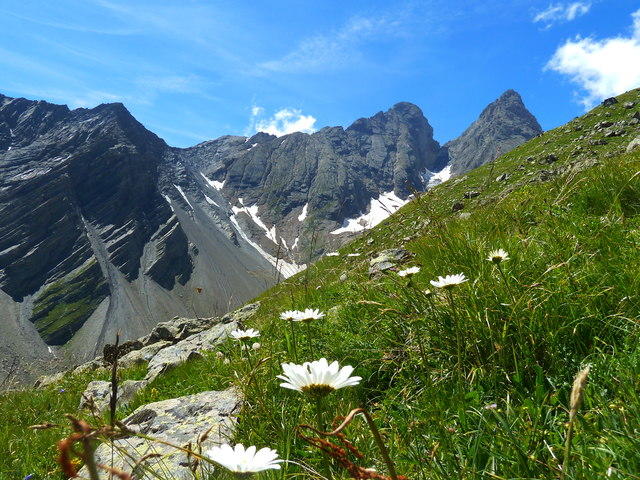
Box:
[258,12,407,74]
[246,106,317,136]
[534,2,591,27]
[546,8,640,108]
[4,10,137,35]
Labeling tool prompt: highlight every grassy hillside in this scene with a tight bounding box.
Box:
[2,89,640,479]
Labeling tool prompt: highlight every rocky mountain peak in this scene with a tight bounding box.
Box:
[441,89,542,175]
[346,102,430,136]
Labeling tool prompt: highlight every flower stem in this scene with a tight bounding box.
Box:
[496,263,516,304]
[361,409,400,480]
[313,396,331,475]
[290,321,298,362]
[446,290,463,376]
[306,322,313,356]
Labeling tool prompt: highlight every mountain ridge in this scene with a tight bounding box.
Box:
[0,89,541,383]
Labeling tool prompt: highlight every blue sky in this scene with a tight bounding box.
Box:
[1,0,639,147]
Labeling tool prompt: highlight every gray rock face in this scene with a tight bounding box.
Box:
[441,90,542,176]
[169,102,442,266]
[81,389,241,479]
[0,95,274,384]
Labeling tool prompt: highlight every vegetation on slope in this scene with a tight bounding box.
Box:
[1,89,640,479]
[31,260,109,345]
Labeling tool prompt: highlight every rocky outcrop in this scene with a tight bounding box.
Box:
[441,90,542,176]
[40,302,260,391]
[79,379,146,413]
[81,389,241,479]
[144,320,237,382]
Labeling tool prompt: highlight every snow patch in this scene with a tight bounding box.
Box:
[297,203,308,222]
[292,237,299,250]
[232,199,279,244]
[200,171,225,190]
[423,165,452,189]
[229,214,305,278]
[204,194,219,207]
[173,184,194,210]
[330,191,408,235]
[162,194,174,212]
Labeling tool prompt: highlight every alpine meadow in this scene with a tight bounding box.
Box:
[2,87,639,479]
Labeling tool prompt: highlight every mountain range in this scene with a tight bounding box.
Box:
[0,89,541,383]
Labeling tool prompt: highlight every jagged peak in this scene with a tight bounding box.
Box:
[388,101,423,115]
[497,89,522,102]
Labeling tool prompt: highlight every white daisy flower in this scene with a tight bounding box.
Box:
[326,252,340,257]
[230,328,260,341]
[205,443,282,475]
[429,273,468,289]
[280,310,301,321]
[397,266,420,277]
[277,358,361,397]
[487,249,510,264]
[290,308,325,322]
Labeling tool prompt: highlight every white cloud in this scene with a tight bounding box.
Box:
[246,106,317,137]
[546,8,640,108]
[534,2,591,26]
[258,13,405,74]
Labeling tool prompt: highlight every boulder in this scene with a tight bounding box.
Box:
[604,129,625,138]
[141,316,214,347]
[452,201,465,212]
[118,341,172,369]
[72,359,105,376]
[79,389,241,479]
[369,248,411,275]
[623,102,636,109]
[33,371,66,388]
[79,379,147,414]
[145,321,237,382]
[627,136,640,153]
[220,302,261,326]
[602,97,618,107]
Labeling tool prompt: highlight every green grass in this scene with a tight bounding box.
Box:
[1,88,639,479]
[31,260,109,344]
[0,364,147,479]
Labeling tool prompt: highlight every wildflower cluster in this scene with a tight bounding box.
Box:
[202,249,510,476]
